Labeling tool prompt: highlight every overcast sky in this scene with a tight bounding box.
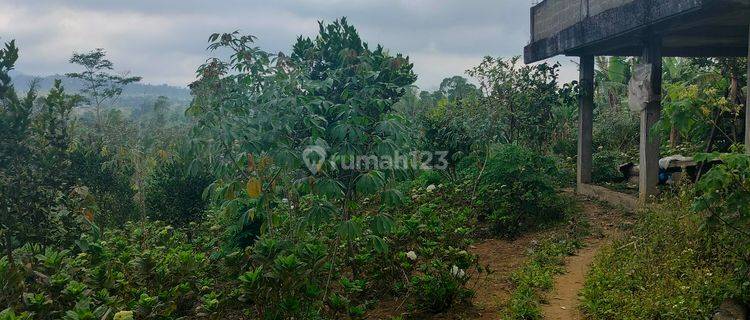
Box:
[0,0,577,90]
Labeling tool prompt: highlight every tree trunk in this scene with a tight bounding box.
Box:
[5,227,12,271]
[669,125,681,148]
[697,109,721,180]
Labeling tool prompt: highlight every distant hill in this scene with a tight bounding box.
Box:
[9,71,192,108]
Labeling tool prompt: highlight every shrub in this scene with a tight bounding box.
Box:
[593,106,639,152]
[68,143,137,225]
[2,220,222,319]
[592,150,628,183]
[237,237,331,319]
[410,264,471,313]
[463,144,567,237]
[144,159,212,228]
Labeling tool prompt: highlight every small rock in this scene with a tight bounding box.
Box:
[713,299,747,320]
[405,251,417,261]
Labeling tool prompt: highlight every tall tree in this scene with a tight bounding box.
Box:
[66,48,141,130]
[0,40,33,266]
[189,18,416,276]
[1,41,82,266]
[437,76,480,101]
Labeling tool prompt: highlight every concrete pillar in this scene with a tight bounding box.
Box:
[639,38,663,202]
[577,55,594,188]
[746,25,750,154]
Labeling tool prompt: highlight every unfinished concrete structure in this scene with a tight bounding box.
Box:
[525,0,750,202]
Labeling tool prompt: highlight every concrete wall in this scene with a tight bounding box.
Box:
[526,0,749,62]
[532,0,635,41]
[590,0,635,16]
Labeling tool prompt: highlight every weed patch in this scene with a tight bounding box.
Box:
[502,203,587,319]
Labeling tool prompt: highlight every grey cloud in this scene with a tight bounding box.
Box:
[0,0,576,89]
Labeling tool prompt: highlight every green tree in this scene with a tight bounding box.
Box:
[144,156,212,229]
[437,76,480,101]
[466,56,575,151]
[1,41,84,265]
[188,18,416,268]
[0,40,35,265]
[66,48,141,130]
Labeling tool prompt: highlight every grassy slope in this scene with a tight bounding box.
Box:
[581,197,747,319]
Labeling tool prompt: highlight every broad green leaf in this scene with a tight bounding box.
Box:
[246,178,262,198]
[337,220,361,241]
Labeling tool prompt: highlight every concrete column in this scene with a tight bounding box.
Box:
[639,38,663,202]
[577,55,594,188]
[746,25,750,154]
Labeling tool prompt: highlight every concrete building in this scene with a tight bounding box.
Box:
[524,0,750,203]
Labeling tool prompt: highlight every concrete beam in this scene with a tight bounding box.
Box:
[525,0,750,63]
[639,38,663,202]
[577,183,638,213]
[577,55,594,187]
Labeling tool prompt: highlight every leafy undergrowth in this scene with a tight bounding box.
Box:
[0,182,483,319]
[0,142,575,319]
[502,201,588,319]
[581,198,747,319]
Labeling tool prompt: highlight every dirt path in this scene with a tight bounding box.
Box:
[540,240,603,320]
[467,232,549,319]
[367,197,628,319]
[540,200,628,320]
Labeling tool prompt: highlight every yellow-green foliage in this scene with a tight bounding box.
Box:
[113,310,134,320]
[581,198,744,319]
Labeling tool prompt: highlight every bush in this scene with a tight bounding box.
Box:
[68,143,137,225]
[144,159,212,228]
[3,221,223,319]
[237,237,331,319]
[462,144,567,237]
[593,106,639,152]
[410,264,472,313]
[592,150,629,183]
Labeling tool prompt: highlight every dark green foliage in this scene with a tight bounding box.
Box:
[411,170,445,188]
[693,152,750,224]
[237,237,331,319]
[2,221,221,319]
[1,43,86,252]
[592,150,628,182]
[410,266,470,313]
[292,17,416,104]
[189,19,418,278]
[436,76,481,101]
[592,105,639,153]
[464,144,567,237]
[144,159,212,228]
[419,97,473,170]
[68,143,137,225]
[466,57,577,151]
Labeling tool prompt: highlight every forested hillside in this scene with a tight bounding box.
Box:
[9,72,191,109]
